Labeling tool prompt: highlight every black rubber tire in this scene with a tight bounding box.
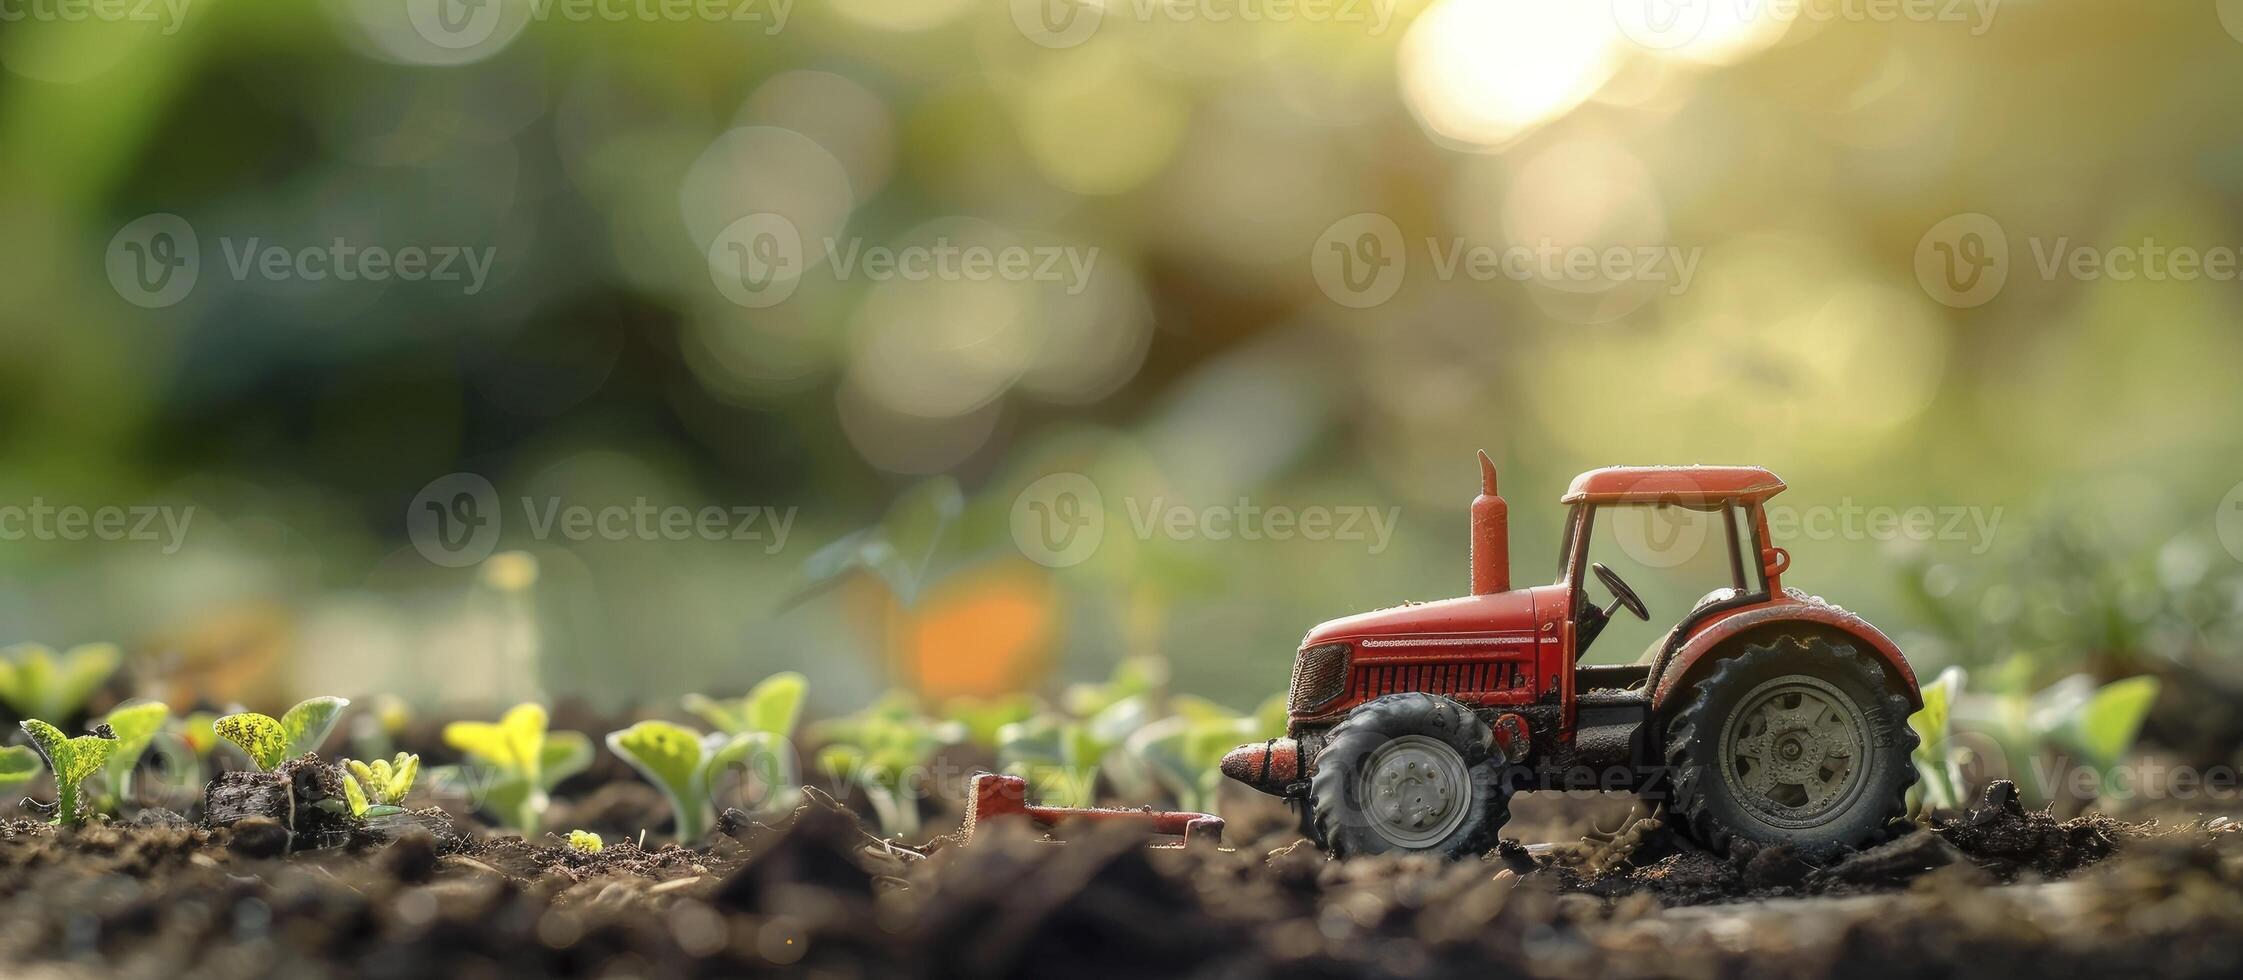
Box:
[1661,634,1918,861]
[1289,798,1324,848]
[1310,693,1509,859]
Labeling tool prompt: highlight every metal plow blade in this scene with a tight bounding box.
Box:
[961,772,1225,849]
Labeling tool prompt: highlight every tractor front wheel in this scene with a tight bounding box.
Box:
[1661,636,1917,860]
[1310,693,1509,859]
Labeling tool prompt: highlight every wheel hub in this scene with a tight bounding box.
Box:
[1719,676,1871,830]
[1360,735,1471,848]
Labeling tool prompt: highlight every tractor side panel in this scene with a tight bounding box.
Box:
[1651,598,1922,711]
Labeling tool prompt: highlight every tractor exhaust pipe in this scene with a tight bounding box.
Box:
[1471,450,1510,595]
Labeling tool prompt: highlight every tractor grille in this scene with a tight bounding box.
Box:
[1350,660,1529,701]
[1288,643,1350,712]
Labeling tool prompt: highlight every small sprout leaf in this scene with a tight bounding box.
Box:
[606,721,712,842]
[685,673,809,739]
[1908,667,1965,812]
[21,719,121,824]
[543,731,595,785]
[342,771,371,818]
[681,694,742,735]
[215,713,289,771]
[2074,675,2161,769]
[281,696,350,761]
[444,705,584,835]
[346,753,420,806]
[97,700,172,808]
[567,829,603,853]
[0,643,124,722]
[745,673,807,737]
[445,703,549,780]
[0,745,39,786]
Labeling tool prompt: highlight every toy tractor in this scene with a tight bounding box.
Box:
[1222,454,1921,860]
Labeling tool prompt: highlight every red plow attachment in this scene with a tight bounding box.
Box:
[962,773,1225,848]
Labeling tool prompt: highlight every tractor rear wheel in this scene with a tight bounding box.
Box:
[1661,635,1917,860]
[1310,693,1509,859]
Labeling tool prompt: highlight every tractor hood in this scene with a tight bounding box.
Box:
[1300,587,1550,647]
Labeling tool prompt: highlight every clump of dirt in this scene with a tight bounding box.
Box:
[1926,779,2141,881]
[1500,782,2149,907]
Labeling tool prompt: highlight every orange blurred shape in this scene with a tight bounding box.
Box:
[140,600,294,707]
[899,561,1055,700]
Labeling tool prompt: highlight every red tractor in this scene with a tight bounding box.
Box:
[1222,455,1921,860]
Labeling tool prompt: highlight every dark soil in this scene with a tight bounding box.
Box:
[0,778,2232,978]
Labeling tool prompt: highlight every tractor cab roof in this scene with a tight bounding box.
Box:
[1561,465,1785,505]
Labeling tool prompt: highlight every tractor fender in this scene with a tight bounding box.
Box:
[1651,594,1922,712]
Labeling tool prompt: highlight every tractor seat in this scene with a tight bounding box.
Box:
[1633,588,1741,666]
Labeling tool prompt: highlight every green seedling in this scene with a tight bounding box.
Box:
[813,692,963,839]
[994,713,1101,808]
[995,657,1170,806]
[348,753,420,806]
[567,829,603,853]
[1123,693,1287,815]
[20,720,120,825]
[684,672,808,738]
[333,754,418,820]
[0,745,38,788]
[942,693,1042,749]
[607,720,784,843]
[0,643,123,722]
[93,700,171,812]
[1908,667,1967,813]
[683,673,808,813]
[214,697,351,771]
[1950,660,2163,807]
[442,704,592,835]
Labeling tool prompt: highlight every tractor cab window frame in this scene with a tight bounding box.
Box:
[1562,497,1773,601]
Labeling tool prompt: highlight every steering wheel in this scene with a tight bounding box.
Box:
[1591,562,1650,622]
